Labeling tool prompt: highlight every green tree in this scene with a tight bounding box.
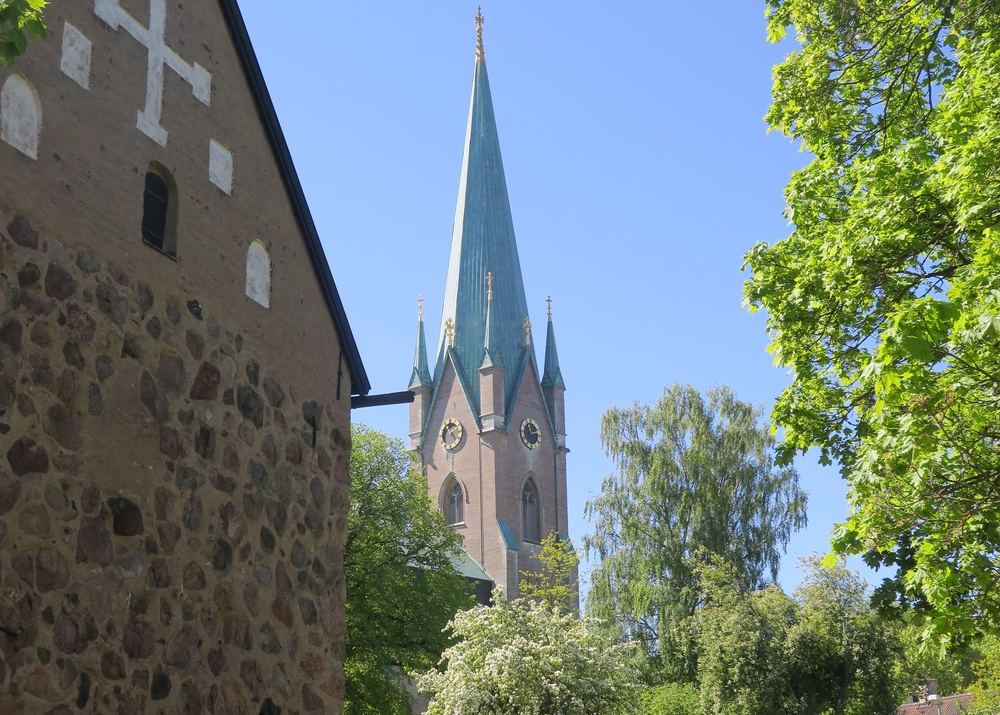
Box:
[745,0,1000,644]
[639,682,702,715]
[417,595,640,715]
[696,559,798,714]
[894,616,980,697]
[696,557,903,715]
[346,426,472,714]
[785,557,902,715]
[0,0,46,66]
[584,384,806,676]
[519,531,579,614]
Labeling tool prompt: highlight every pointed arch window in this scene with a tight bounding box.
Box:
[444,477,464,526]
[522,478,540,544]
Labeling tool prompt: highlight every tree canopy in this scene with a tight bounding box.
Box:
[418,595,640,715]
[345,426,471,715]
[745,0,1000,644]
[519,531,579,614]
[0,0,46,66]
[584,384,806,673]
[696,557,902,715]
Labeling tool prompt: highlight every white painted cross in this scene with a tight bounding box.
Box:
[95,0,211,146]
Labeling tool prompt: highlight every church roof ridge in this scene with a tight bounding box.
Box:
[218,0,369,396]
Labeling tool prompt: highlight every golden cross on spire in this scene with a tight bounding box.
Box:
[523,316,532,346]
[486,272,494,301]
[547,296,553,320]
[418,295,424,321]
[446,317,455,347]
[475,7,485,61]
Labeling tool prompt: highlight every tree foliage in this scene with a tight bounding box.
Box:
[745,0,1000,644]
[417,595,640,715]
[519,531,579,614]
[346,426,471,714]
[0,0,46,66]
[584,384,806,668]
[696,557,902,715]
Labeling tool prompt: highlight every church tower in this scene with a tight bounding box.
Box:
[409,10,569,599]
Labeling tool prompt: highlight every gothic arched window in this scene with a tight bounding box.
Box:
[522,478,540,543]
[444,477,464,525]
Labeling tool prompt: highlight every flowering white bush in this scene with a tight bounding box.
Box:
[418,594,639,715]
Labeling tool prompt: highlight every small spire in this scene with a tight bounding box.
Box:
[482,272,503,370]
[475,7,485,61]
[409,297,432,390]
[542,305,565,390]
[523,316,532,347]
[547,295,553,320]
[418,294,424,321]
[446,317,455,348]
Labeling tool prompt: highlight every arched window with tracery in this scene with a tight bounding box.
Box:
[444,477,464,525]
[522,477,540,543]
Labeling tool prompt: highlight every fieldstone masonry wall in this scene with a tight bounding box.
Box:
[0,215,350,714]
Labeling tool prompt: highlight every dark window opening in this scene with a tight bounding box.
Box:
[142,172,168,249]
[446,479,463,525]
[141,164,178,258]
[522,479,540,543]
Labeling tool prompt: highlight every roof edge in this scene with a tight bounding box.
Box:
[218,0,370,396]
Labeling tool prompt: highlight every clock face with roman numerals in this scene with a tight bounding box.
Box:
[520,418,540,450]
[441,418,464,451]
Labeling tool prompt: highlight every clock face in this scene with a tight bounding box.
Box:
[520,418,540,450]
[441,418,464,451]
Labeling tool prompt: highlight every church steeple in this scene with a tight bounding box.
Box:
[434,10,531,412]
[541,297,565,390]
[411,13,573,606]
[409,296,432,390]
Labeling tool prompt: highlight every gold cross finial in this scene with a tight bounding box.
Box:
[547,296,553,320]
[523,316,532,346]
[446,317,455,347]
[486,272,494,301]
[475,7,485,61]
[418,295,424,321]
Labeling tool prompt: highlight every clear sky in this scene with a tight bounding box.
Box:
[238,1,868,595]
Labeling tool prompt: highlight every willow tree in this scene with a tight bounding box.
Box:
[584,384,806,675]
[745,0,1000,644]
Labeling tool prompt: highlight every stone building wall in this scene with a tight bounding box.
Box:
[0,212,351,713]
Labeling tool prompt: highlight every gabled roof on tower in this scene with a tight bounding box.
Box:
[433,19,532,410]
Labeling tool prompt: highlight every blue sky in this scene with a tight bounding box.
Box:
[239,2,867,595]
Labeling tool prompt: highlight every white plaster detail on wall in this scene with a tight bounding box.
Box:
[1,73,41,160]
[246,241,271,309]
[94,0,212,147]
[208,139,233,194]
[60,22,93,89]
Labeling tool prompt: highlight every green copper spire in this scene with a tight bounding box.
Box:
[541,297,565,390]
[434,14,532,407]
[409,296,432,390]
